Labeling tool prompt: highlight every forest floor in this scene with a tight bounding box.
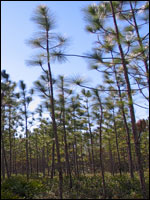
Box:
[1,170,149,199]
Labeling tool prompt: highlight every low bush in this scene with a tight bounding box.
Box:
[1,175,45,199]
[1,190,21,199]
[1,172,149,199]
[105,174,142,199]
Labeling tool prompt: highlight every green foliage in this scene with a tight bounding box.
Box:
[1,175,45,199]
[105,174,142,199]
[35,173,149,199]
[1,190,21,199]
[1,172,149,199]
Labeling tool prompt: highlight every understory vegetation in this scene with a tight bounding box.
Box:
[1,170,149,199]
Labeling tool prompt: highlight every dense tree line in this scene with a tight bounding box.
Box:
[1,1,149,199]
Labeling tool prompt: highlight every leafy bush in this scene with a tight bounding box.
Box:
[105,174,143,199]
[1,175,45,199]
[65,175,103,199]
[1,190,21,199]
[63,173,149,199]
[1,173,149,199]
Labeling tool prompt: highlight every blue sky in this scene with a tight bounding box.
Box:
[2,1,100,88]
[2,1,149,120]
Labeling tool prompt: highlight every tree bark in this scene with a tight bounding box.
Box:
[51,141,55,179]
[61,81,72,188]
[112,108,122,176]
[8,105,12,177]
[87,99,96,175]
[97,92,106,198]
[23,94,29,181]
[46,28,63,198]
[108,137,114,176]
[129,1,149,88]
[110,2,147,198]
[112,52,134,178]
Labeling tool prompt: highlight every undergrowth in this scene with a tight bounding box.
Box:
[1,171,149,199]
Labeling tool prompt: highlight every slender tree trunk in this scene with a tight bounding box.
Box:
[1,106,10,178]
[24,102,29,181]
[12,137,16,175]
[35,133,39,177]
[88,145,92,173]
[87,100,95,175]
[124,123,134,178]
[8,105,12,177]
[62,115,72,187]
[46,143,50,176]
[72,142,77,175]
[112,108,122,176]
[110,2,147,198]
[80,141,85,175]
[15,151,17,175]
[108,138,114,176]
[99,118,106,198]
[1,145,5,180]
[129,1,149,88]
[61,80,72,188]
[72,106,79,177]
[122,148,127,172]
[29,141,33,175]
[97,93,106,198]
[51,141,55,179]
[112,52,134,178]
[74,136,79,177]
[2,138,10,178]
[46,29,63,199]
[42,146,45,177]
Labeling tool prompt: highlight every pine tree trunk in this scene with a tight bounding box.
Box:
[97,93,106,198]
[112,53,134,178]
[1,145,5,180]
[29,142,33,175]
[129,1,149,88]
[87,100,95,175]
[72,107,79,177]
[110,2,147,198]
[61,82,72,188]
[35,133,39,177]
[51,141,55,179]
[8,105,12,177]
[24,104,29,181]
[80,141,85,175]
[88,145,92,173]
[108,138,114,176]
[42,146,45,177]
[46,143,50,176]
[99,118,106,198]
[46,29,63,198]
[74,136,79,177]
[2,106,10,178]
[113,108,122,176]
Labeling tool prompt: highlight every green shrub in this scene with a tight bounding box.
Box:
[1,190,21,199]
[1,175,45,199]
[2,173,148,199]
[105,174,143,199]
[2,175,27,197]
